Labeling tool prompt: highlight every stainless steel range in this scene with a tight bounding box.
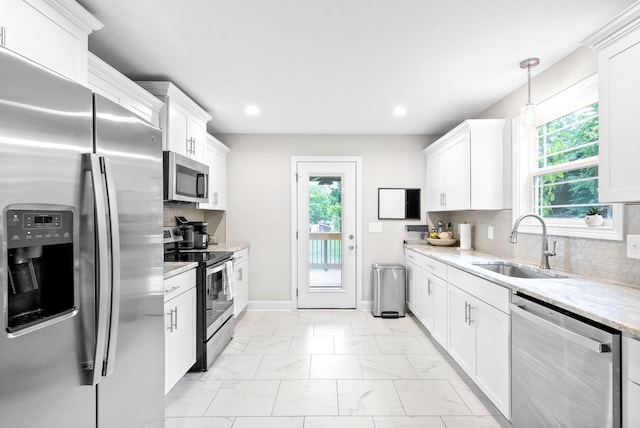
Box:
[164,228,234,371]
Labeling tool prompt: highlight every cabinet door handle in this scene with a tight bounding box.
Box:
[464,302,469,324]
[0,27,6,47]
[173,307,178,330]
[427,278,432,295]
[467,304,474,325]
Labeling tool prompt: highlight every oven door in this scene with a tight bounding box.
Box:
[205,263,233,339]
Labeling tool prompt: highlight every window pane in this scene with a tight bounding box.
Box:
[534,166,612,219]
[537,103,599,168]
[308,176,343,289]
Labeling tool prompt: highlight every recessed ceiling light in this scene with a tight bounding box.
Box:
[245,105,260,116]
[393,106,407,117]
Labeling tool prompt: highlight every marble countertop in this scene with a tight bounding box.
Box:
[164,262,198,279]
[205,241,250,253]
[405,244,640,339]
[180,241,250,253]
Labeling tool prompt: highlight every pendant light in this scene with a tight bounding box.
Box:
[519,57,539,128]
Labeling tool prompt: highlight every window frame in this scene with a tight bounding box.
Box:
[512,74,624,241]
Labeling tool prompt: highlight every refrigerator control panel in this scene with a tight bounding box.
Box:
[6,208,73,248]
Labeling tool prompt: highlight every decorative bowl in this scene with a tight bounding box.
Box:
[427,238,457,247]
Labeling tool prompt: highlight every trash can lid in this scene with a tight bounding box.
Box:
[372,263,406,270]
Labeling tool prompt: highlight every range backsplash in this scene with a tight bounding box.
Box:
[427,205,640,288]
[163,203,226,245]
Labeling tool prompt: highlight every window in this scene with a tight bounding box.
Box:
[513,75,623,240]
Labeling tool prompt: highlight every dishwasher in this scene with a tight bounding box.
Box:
[511,293,621,428]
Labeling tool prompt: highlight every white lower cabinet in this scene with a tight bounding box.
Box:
[474,297,510,416]
[431,273,448,348]
[403,248,511,419]
[448,284,475,374]
[623,336,640,427]
[447,267,510,419]
[404,252,419,314]
[233,248,249,317]
[164,269,197,394]
[405,249,448,349]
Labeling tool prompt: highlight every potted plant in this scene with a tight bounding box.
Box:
[585,207,604,227]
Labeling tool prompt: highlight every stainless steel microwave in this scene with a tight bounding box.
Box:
[163,151,209,203]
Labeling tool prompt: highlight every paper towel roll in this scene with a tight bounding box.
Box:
[459,223,472,250]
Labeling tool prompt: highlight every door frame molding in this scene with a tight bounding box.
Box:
[290,156,363,311]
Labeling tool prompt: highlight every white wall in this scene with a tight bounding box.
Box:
[220,134,434,305]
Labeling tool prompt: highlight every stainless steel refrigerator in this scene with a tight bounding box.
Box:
[0,47,165,427]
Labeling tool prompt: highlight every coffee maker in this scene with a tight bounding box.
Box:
[190,221,209,249]
[5,206,75,335]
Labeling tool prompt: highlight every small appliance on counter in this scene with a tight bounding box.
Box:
[175,216,194,250]
[175,216,209,249]
[404,225,429,245]
[190,221,209,249]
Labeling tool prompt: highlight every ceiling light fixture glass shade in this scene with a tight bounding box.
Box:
[392,106,407,117]
[519,57,539,129]
[245,105,260,116]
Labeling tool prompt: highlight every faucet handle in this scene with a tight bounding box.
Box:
[544,240,557,257]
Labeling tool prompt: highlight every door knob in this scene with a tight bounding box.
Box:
[349,234,354,239]
[349,245,355,250]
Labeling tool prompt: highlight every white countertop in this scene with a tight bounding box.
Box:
[163,262,198,279]
[405,244,640,339]
[179,241,250,253]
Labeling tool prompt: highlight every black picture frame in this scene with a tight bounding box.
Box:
[378,188,421,220]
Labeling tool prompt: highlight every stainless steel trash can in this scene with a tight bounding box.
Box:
[371,263,406,318]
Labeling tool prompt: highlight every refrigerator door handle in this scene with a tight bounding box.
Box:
[101,157,121,377]
[83,154,110,386]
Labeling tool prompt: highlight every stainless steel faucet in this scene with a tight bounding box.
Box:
[509,213,557,269]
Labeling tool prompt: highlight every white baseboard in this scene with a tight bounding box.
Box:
[246,300,293,311]
[246,300,374,312]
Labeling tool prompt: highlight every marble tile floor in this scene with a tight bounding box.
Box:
[165,310,511,428]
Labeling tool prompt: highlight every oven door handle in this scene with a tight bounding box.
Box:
[511,304,610,353]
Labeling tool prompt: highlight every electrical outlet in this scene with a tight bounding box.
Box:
[369,222,383,233]
[488,226,494,240]
[627,235,640,259]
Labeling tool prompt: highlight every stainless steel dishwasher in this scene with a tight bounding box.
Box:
[511,293,621,428]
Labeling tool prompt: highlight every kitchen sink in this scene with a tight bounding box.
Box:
[472,261,568,279]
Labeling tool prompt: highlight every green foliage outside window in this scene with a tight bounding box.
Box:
[535,102,611,219]
[309,178,342,231]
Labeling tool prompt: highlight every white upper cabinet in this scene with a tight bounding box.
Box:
[584,3,640,202]
[424,119,505,211]
[87,54,164,127]
[0,0,102,84]
[199,134,230,211]
[137,81,212,163]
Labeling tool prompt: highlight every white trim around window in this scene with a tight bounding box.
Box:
[512,74,624,241]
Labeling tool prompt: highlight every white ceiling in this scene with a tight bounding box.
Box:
[77,0,634,135]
